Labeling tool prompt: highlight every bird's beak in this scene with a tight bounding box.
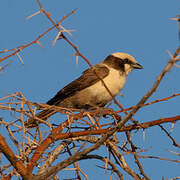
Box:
[132,63,143,69]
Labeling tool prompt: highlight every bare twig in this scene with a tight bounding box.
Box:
[159,125,180,148]
[126,131,150,180]
[81,155,123,180]
[137,155,180,163]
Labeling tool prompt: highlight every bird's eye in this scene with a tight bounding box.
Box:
[124,58,130,64]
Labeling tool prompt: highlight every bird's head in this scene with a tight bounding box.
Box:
[104,52,143,75]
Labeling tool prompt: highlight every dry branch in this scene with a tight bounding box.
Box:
[0,0,180,179]
[0,134,28,179]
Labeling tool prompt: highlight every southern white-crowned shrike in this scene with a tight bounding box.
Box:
[25,52,143,127]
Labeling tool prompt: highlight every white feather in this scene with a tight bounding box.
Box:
[86,66,126,101]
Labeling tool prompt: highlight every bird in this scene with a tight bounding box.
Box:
[25,52,143,127]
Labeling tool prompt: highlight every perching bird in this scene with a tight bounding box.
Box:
[25,52,143,127]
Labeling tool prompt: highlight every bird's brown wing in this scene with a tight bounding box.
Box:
[47,63,109,105]
[25,64,109,128]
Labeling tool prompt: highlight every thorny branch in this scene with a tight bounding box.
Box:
[0,8,76,63]
[31,46,180,180]
[0,1,180,180]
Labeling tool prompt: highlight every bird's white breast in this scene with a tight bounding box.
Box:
[86,67,126,101]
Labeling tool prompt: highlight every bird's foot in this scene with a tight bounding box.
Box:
[93,107,114,117]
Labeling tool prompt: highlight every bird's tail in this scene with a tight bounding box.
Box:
[25,109,56,128]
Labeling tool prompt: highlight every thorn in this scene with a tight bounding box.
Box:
[143,129,145,143]
[16,51,24,65]
[169,17,180,21]
[174,63,180,68]
[58,24,75,36]
[52,31,62,46]
[169,122,175,134]
[26,10,41,20]
[76,54,79,65]
[36,40,42,48]
[166,49,173,58]
[72,52,79,65]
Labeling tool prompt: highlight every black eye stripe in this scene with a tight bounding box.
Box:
[124,58,132,64]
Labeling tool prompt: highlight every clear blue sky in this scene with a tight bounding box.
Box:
[0,0,180,179]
